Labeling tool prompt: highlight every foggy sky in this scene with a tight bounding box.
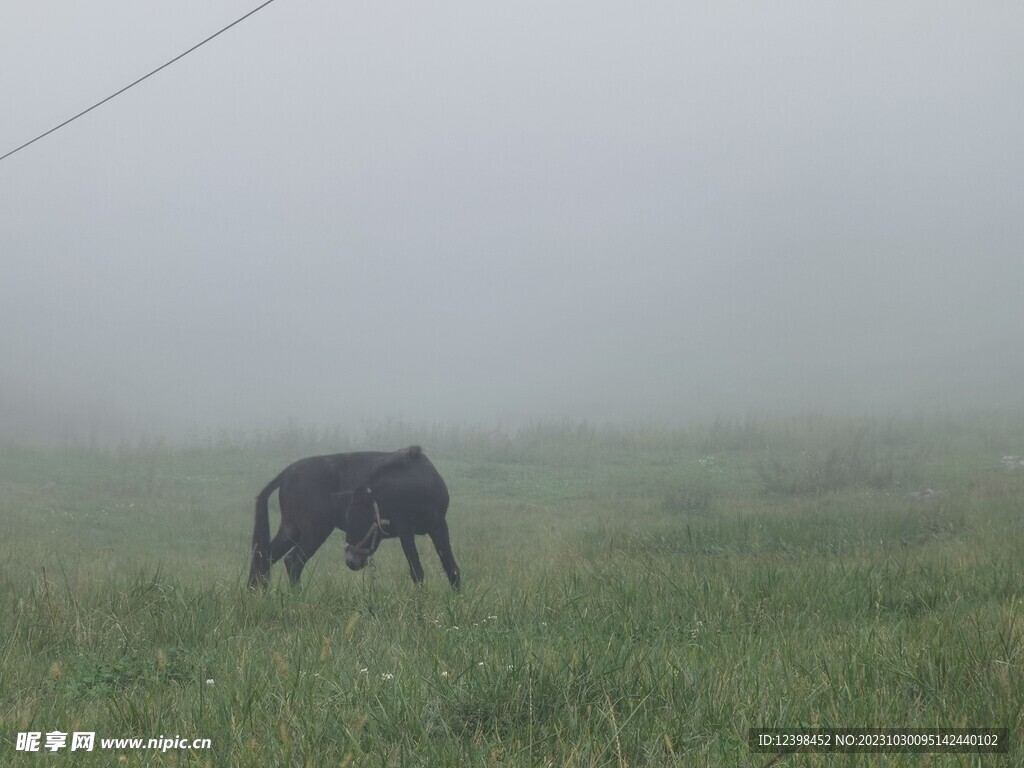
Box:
[2,1,1022,441]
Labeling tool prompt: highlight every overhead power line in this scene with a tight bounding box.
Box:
[0,0,280,164]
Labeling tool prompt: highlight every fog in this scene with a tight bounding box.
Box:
[2,1,1022,441]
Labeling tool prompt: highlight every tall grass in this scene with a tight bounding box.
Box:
[1,413,1023,765]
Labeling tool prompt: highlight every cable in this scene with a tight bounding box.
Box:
[0,0,281,164]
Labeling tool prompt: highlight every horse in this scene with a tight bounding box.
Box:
[248,446,460,589]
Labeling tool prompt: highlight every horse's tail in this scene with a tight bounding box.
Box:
[248,471,284,589]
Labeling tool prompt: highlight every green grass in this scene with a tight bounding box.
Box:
[1,414,1023,765]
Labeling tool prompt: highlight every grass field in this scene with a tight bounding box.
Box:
[1,414,1023,766]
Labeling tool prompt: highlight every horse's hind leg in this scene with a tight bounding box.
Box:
[252,524,297,589]
[283,526,331,588]
[269,528,295,564]
[429,520,461,590]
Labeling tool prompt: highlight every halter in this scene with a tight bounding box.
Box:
[346,500,390,557]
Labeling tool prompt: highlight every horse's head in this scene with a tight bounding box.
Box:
[343,486,388,571]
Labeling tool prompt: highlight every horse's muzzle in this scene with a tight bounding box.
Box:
[344,546,367,571]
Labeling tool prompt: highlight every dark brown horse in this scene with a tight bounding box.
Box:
[248,446,460,589]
